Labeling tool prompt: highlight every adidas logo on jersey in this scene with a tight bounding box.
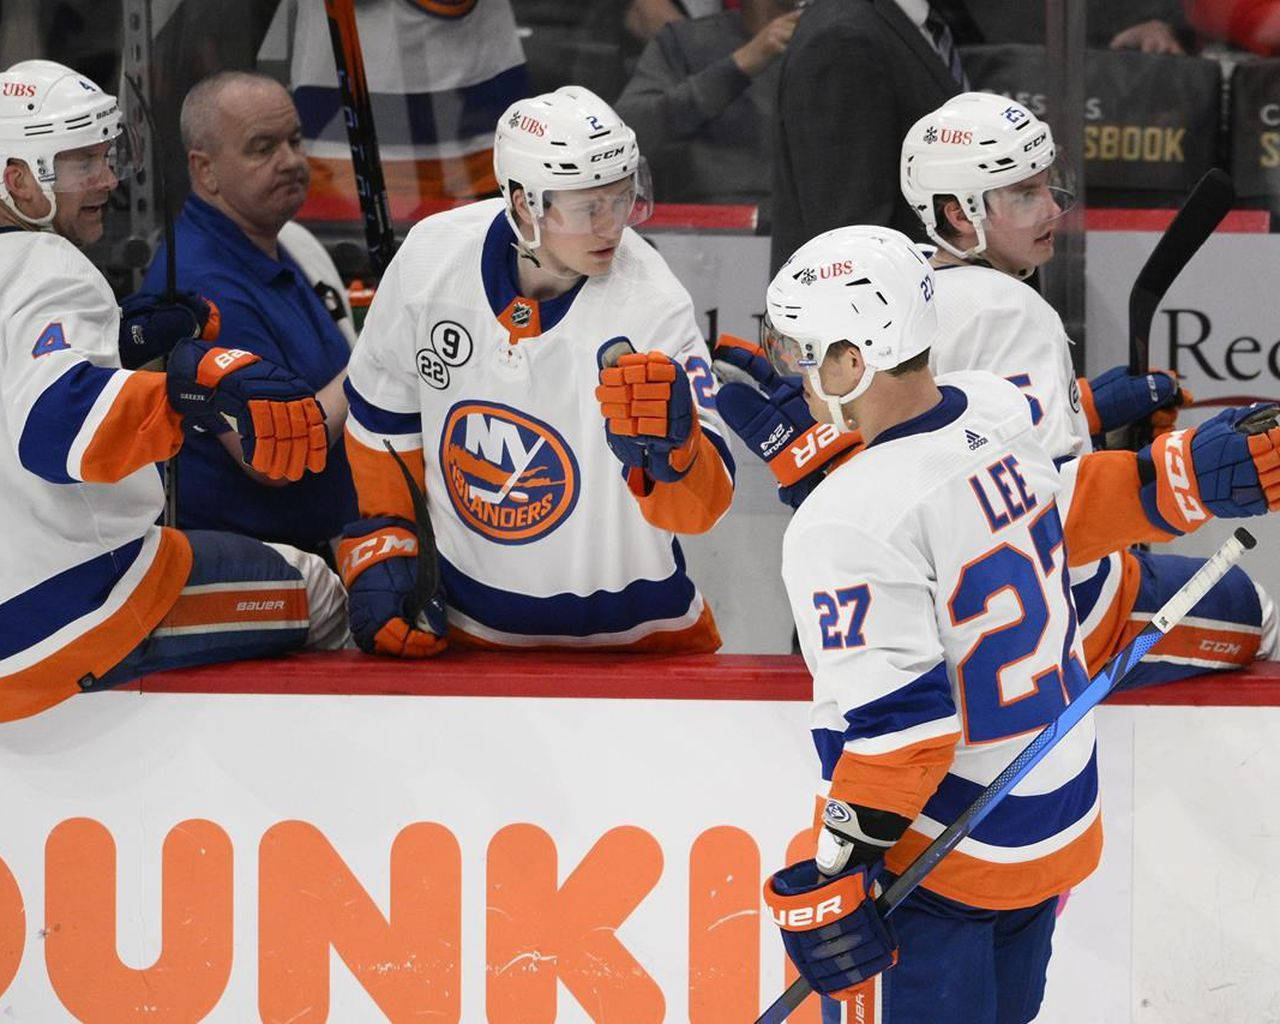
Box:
[965,429,988,450]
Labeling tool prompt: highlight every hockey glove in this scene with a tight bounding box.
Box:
[1137,403,1280,533]
[595,339,701,482]
[764,857,899,999]
[119,291,220,369]
[713,335,863,508]
[1079,365,1188,436]
[166,338,327,481]
[338,516,448,658]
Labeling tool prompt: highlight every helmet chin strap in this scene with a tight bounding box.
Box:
[806,364,875,433]
[929,218,1034,280]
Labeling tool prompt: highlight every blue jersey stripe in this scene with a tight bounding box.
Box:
[843,660,955,744]
[295,65,529,150]
[704,426,737,484]
[345,379,423,437]
[0,537,144,658]
[440,541,696,639]
[18,361,116,484]
[1069,553,1113,628]
[921,746,1099,848]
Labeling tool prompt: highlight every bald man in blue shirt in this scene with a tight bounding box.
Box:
[139,70,356,557]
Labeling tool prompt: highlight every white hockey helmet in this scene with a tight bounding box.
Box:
[493,85,652,250]
[765,225,939,426]
[0,60,140,229]
[901,91,1073,260]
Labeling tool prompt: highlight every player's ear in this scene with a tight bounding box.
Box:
[3,159,35,201]
[511,186,533,227]
[942,197,972,237]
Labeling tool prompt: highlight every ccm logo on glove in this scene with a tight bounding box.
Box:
[340,530,419,579]
[1160,431,1208,525]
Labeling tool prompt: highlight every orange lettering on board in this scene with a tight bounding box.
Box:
[0,852,23,998]
[258,821,460,1024]
[688,826,759,1023]
[44,817,232,1021]
[486,824,664,1023]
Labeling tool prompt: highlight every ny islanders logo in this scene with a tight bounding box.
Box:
[441,401,579,544]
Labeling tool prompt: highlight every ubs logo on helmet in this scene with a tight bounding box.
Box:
[940,128,973,145]
[440,401,579,545]
[508,112,546,137]
[1,82,36,98]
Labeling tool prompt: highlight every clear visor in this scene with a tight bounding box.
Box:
[762,314,814,378]
[542,157,654,235]
[48,125,143,193]
[983,159,1076,230]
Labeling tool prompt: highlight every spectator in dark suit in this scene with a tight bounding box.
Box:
[770,0,975,272]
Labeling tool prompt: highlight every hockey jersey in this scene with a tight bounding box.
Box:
[262,0,529,212]
[930,262,1139,674]
[0,229,190,719]
[344,199,735,650]
[783,371,1100,910]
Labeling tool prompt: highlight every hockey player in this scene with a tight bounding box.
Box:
[0,60,346,720]
[760,226,1280,1022]
[718,92,1279,689]
[340,85,735,656]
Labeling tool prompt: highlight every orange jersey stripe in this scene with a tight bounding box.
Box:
[827,734,961,824]
[80,372,184,484]
[1065,451,1175,566]
[449,601,722,654]
[345,430,425,521]
[885,812,1103,911]
[633,433,733,535]
[306,149,496,211]
[1082,550,1143,676]
[0,529,192,722]
[158,586,308,630]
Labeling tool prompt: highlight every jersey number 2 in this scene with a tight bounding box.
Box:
[948,504,1086,743]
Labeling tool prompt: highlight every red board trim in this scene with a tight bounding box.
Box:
[132,652,1280,706]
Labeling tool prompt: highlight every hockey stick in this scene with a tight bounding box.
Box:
[382,440,443,629]
[756,526,1257,1024]
[323,0,396,277]
[123,71,181,529]
[1126,168,1235,450]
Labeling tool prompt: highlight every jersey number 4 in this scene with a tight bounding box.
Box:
[948,503,1088,743]
[32,322,70,358]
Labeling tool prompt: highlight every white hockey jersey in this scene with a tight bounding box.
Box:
[0,229,190,718]
[344,199,734,650]
[930,261,1130,674]
[263,0,528,204]
[783,372,1100,910]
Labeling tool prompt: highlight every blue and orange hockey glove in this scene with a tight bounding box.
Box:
[1137,403,1280,533]
[713,335,863,508]
[764,856,898,998]
[1079,365,1190,438]
[595,339,701,482]
[166,338,327,481]
[339,516,448,658]
[119,290,220,369]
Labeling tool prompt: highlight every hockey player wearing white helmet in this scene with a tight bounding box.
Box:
[0,61,347,718]
[900,91,1280,690]
[340,86,734,657]
[717,91,1280,693]
[762,225,1105,1023]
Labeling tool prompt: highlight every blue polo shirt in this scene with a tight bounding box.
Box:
[138,195,357,551]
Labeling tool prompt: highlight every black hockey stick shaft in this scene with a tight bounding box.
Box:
[1126,168,1234,449]
[124,71,180,529]
[756,527,1257,1024]
[323,0,396,277]
[382,441,441,626]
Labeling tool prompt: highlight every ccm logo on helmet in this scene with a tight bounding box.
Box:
[2,82,36,98]
[771,895,845,929]
[590,146,625,162]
